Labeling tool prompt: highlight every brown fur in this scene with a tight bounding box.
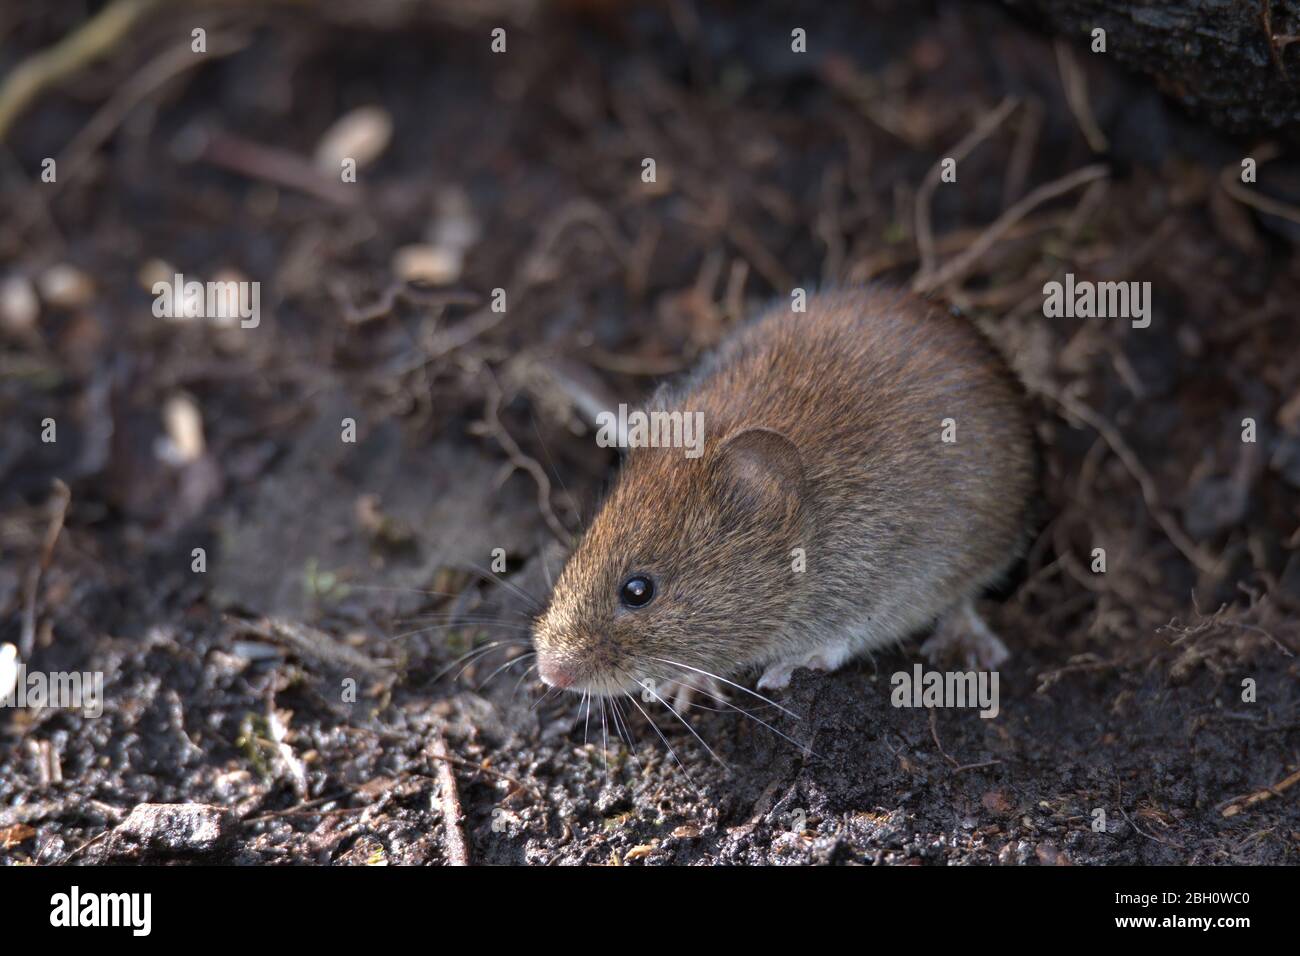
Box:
[533,287,1037,695]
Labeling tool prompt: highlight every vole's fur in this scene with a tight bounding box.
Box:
[533,287,1037,699]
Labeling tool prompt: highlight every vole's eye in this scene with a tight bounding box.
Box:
[620,575,655,608]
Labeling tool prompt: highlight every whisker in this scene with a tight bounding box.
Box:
[649,656,798,718]
[531,686,561,712]
[686,683,816,757]
[425,640,516,684]
[460,561,544,611]
[644,684,728,768]
[512,660,539,700]
[386,622,534,644]
[583,689,592,745]
[538,533,555,593]
[624,690,700,796]
[396,607,537,624]
[344,584,481,599]
[346,584,536,618]
[530,412,579,532]
[475,651,535,690]
[610,692,646,776]
[451,645,520,684]
[600,697,609,777]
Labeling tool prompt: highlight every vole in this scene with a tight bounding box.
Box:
[533,287,1036,709]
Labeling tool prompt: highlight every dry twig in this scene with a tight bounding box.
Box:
[19,480,71,658]
[914,164,1109,294]
[0,0,162,142]
[914,97,1018,283]
[431,730,471,866]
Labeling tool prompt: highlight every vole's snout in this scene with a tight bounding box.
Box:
[534,615,628,696]
[533,615,592,691]
[537,654,576,689]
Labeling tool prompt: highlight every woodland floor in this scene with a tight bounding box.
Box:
[1,0,1297,864]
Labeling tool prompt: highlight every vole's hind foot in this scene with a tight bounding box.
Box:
[757,639,855,691]
[920,600,1010,670]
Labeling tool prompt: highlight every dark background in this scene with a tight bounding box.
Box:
[0,0,1297,865]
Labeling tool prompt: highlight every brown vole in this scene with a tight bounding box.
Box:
[533,287,1036,706]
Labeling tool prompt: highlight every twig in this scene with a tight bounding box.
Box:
[57,33,251,188]
[726,220,792,291]
[913,164,1109,294]
[1002,97,1043,207]
[1054,39,1108,153]
[60,828,111,865]
[0,0,162,142]
[927,708,1000,772]
[1119,805,1186,850]
[1220,765,1300,817]
[471,360,575,546]
[425,306,509,360]
[243,791,357,823]
[914,97,1018,283]
[19,480,71,658]
[431,731,471,866]
[425,750,540,800]
[331,281,480,327]
[1042,387,1221,576]
[191,129,361,206]
[234,616,393,675]
[851,214,1065,281]
[1220,145,1300,226]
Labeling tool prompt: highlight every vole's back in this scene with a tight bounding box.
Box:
[654,286,1036,649]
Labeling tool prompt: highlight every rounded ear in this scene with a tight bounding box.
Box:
[709,427,806,516]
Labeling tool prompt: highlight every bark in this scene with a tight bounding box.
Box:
[1002,0,1300,138]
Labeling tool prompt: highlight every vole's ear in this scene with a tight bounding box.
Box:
[709,427,806,516]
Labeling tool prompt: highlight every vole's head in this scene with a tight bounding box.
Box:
[533,426,807,698]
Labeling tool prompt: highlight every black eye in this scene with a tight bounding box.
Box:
[620,575,655,608]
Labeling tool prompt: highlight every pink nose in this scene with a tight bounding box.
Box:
[538,658,575,689]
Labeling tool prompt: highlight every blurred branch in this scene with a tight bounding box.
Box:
[0,0,163,143]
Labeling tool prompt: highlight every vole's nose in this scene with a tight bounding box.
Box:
[538,656,576,689]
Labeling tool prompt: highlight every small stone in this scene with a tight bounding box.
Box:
[37,264,94,309]
[981,789,1013,814]
[595,785,630,815]
[137,258,175,292]
[108,803,235,858]
[314,106,393,174]
[1035,842,1071,865]
[0,275,39,334]
[158,393,205,464]
[392,243,461,285]
[0,643,18,702]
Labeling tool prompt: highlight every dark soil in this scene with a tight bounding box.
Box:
[1,0,1297,865]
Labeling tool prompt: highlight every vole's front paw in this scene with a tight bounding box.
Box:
[920,599,1010,670]
[652,675,722,715]
[757,640,854,690]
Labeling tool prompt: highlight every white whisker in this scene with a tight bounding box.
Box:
[624,691,700,796]
[685,682,816,757]
[475,651,535,690]
[649,656,798,718]
[644,685,728,768]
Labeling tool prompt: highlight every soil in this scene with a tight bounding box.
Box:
[1,0,1297,866]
